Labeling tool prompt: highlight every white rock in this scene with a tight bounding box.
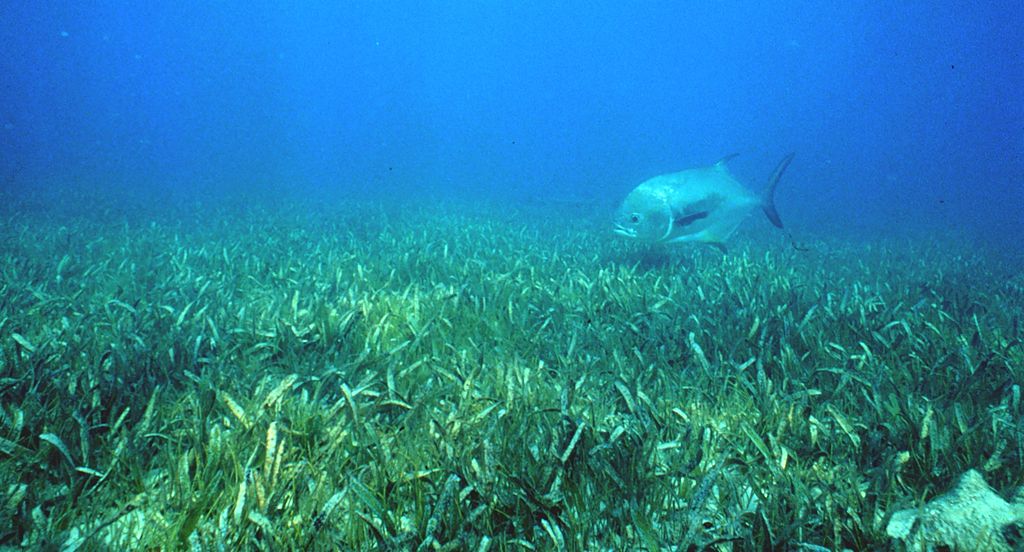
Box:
[886,470,1024,551]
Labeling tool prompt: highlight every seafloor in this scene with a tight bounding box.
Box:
[0,190,1021,550]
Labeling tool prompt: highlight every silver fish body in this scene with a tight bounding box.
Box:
[613,153,793,249]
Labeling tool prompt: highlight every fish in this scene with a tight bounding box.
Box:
[613,153,795,251]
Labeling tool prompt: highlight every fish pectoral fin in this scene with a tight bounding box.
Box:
[673,211,710,227]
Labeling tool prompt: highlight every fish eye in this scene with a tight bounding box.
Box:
[629,213,641,224]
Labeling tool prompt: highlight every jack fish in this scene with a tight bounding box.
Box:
[613,153,794,250]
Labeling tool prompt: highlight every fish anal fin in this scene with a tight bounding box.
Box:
[707,241,728,254]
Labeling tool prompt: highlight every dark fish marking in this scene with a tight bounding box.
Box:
[674,211,710,227]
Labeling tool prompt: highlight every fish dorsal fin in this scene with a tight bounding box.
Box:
[714,153,740,172]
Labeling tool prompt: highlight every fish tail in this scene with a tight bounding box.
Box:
[762,152,795,229]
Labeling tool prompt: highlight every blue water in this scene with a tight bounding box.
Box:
[2,2,1021,246]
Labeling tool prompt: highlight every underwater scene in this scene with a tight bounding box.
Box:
[1,3,1022,551]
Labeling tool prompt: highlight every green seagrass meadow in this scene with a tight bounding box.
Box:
[1,191,1021,550]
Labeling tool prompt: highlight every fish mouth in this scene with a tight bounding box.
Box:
[613,225,636,238]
